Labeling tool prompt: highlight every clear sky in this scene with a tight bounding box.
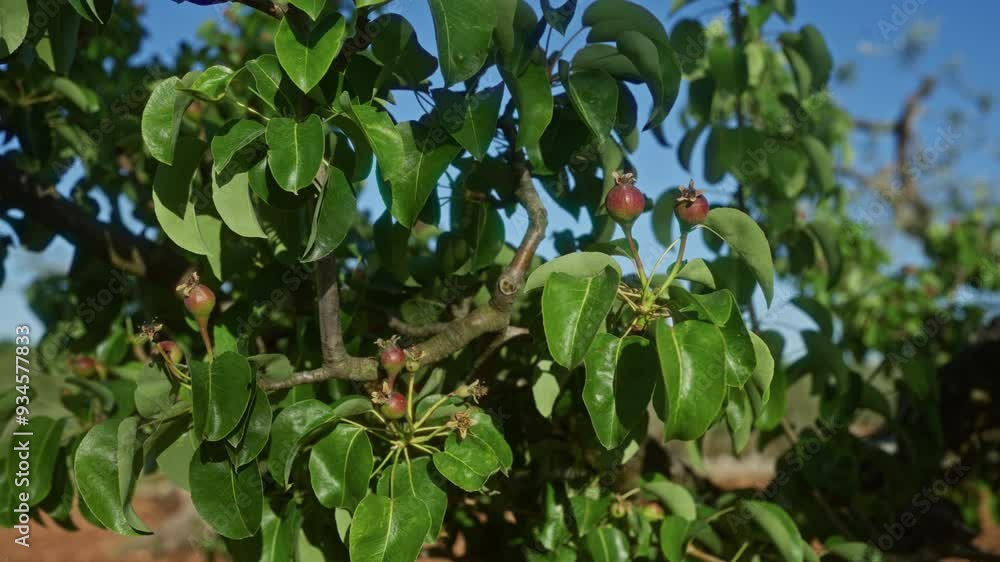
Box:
[3,0,998,355]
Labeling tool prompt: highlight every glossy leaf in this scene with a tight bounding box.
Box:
[542,267,619,369]
[541,0,577,34]
[655,319,728,441]
[231,387,272,467]
[245,54,293,111]
[266,115,325,192]
[268,399,333,488]
[659,515,690,562]
[370,14,438,88]
[432,83,505,160]
[289,0,325,20]
[725,387,753,453]
[192,353,254,442]
[570,495,611,537]
[583,526,629,562]
[212,120,265,173]
[181,65,235,101]
[349,494,431,562]
[152,137,209,255]
[583,334,656,449]
[524,251,622,293]
[700,208,775,305]
[566,69,618,145]
[641,475,696,520]
[433,431,502,491]
[427,0,496,85]
[189,442,263,539]
[213,170,267,238]
[142,75,195,165]
[741,500,804,562]
[377,456,448,544]
[74,418,150,536]
[382,121,462,228]
[302,166,356,261]
[500,57,553,170]
[275,10,347,93]
[0,0,29,56]
[309,424,373,510]
[134,363,173,418]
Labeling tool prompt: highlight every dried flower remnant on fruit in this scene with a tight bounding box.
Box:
[139,320,163,343]
[456,380,488,403]
[447,411,477,439]
[605,171,646,226]
[674,179,709,226]
[381,391,407,420]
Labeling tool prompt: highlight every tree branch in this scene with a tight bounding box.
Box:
[466,326,530,380]
[235,0,288,19]
[0,156,189,290]
[259,253,378,390]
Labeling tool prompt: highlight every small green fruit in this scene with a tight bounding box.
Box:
[381,392,407,420]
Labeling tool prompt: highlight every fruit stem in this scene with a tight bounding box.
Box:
[413,393,452,429]
[389,446,402,496]
[648,236,683,282]
[411,424,451,444]
[198,320,214,362]
[343,419,395,444]
[406,373,416,426]
[624,226,648,292]
[155,342,190,384]
[654,230,689,301]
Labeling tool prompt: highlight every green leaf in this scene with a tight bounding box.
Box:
[275,10,347,92]
[465,408,513,472]
[212,119,266,173]
[142,75,195,165]
[189,442,263,539]
[570,494,611,538]
[0,0,29,56]
[725,387,753,453]
[431,83,505,160]
[180,65,236,102]
[380,121,462,228]
[74,418,150,536]
[289,0,325,20]
[268,399,333,488]
[152,137,209,255]
[805,217,841,288]
[573,44,641,82]
[432,431,502,491]
[191,352,254,442]
[670,288,755,386]
[641,475,696,520]
[542,267,619,369]
[36,7,81,75]
[266,115,325,192]
[231,387,272,467]
[676,258,716,288]
[134,363,173,418]
[583,526,629,562]
[542,0,577,34]
[532,360,562,418]
[654,319,728,441]
[566,69,618,145]
[749,332,775,407]
[703,126,725,184]
[24,417,67,505]
[214,170,267,239]
[659,515,690,562]
[741,500,804,562]
[583,334,656,449]
[801,135,834,193]
[524,252,622,293]
[426,0,496,85]
[245,55,294,111]
[500,57,553,170]
[349,494,431,562]
[670,19,706,75]
[370,14,438,88]
[701,208,775,305]
[52,77,99,113]
[377,457,448,544]
[825,541,882,562]
[781,25,832,93]
[302,166,356,261]
[677,123,706,172]
[309,424,373,510]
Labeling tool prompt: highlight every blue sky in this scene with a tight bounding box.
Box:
[3,0,998,351]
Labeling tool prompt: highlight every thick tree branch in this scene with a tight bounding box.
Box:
[0,156,189,290]
[388,317,450,338]
[259,254,378,390]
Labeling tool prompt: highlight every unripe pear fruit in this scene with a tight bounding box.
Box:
[380,347,406,377]
[605,172,645,226]
[381,391,407,420]
[184,284,216,321]
[70,355,97,377]
[675,179,709,226]
[158,341,184,364]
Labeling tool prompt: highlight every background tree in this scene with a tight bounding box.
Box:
[1,1,998,561]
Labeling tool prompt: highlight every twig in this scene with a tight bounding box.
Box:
[466,326,530,380]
